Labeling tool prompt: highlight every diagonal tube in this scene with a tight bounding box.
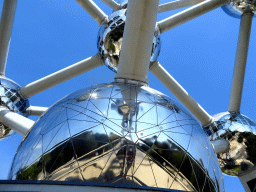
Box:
[75,0,108,25]
[158,0,205,13]
[115,0,159,84]
[0,107,34,136]
[150,61,213,126]
[26,106,48,116]
[0,0,18,76]
[228,12,253,113]
[101,0,121,11]
[19,53,104,99]
[157,0,229,34]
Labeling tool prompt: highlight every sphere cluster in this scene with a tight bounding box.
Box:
[97,9,161,73]
[222,0,256,18]
[0,77,30,139]
[204,112,256,176]
[10,82,223,192]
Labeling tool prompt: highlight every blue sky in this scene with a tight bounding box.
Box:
[1,0,255,191]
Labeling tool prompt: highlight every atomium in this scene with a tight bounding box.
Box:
[97,9,161,73]
[9,82,223,192]
[203,112,256,177]
[222,0,256,18]
[0,76,30,140]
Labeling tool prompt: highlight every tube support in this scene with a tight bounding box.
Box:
[150,61,213,126]
[115,0,159,84]
[157,0,229,34]
[0,0,18,76]
[75,0,108,25]
[228,12,253,113]
[26,106,48,116]
[19,53,104,99]
[101,0,121,11]
[0,107,34,136]
[158,0,205,13]
[210,139,230,154]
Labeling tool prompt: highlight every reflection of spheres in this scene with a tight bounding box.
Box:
[0,77,29,114]
[97,9,161,73]
[10,82,223,191]
[0,76,30,140]
[204,112,256,177]
[222,0,256,18]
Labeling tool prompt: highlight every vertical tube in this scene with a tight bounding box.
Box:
[115,0,159,84]
[228,13,253,113]
[0,0,18,76]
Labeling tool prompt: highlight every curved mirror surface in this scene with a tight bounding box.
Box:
[9,82,223,192]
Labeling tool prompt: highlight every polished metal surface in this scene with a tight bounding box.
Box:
[222,0,256,18]
[203,112,256,177]
[9,82,223,192]
[0,76,29,139]
[116,0,128,8]
[97,9,161,73]
[0,122,15,139]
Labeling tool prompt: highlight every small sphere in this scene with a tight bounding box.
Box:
[10,82,223,191]
[222,0,256,18]
[0,76,30,140]
[204,112,256,177]
[97,9,161,73]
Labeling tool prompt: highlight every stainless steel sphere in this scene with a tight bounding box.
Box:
[222,0,256,18]
[0,76,29,140]
[204,112,256,177]
[9,82,223,192]
[97,9,161,73]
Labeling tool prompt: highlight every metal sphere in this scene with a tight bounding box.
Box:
[97,9,161,73]
[204,112,256,177]
[0,76,30,140]
[9,82,223,192]
[222,0,256,18]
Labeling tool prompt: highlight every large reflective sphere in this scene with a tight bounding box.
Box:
[97,9,161,73]
[222,0,256,18]
[204,112,256,177]
[9,82,223,192]
[0,76,29,140]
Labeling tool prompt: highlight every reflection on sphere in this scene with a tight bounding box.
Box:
[222,0,256,18]
[204,112,256,177]
[97,9,161,73]
[10,82,223,192]
[0,76,30,140]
